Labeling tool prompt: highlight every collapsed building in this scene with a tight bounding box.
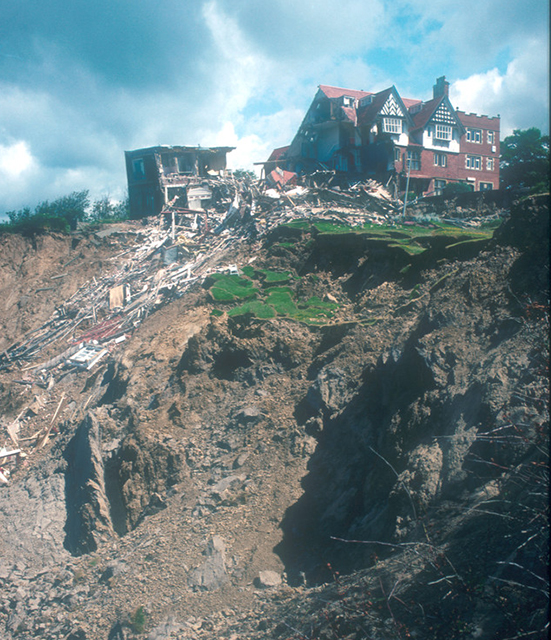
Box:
[125,145,235,218]
[263,76,500,197]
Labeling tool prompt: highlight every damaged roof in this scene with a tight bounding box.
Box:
[125,145,236,156]
[318,85,373,100]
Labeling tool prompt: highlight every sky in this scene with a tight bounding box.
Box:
[0,0,549,215]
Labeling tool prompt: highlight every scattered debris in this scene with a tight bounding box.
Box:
[0,173,504,474]
[68,345,109,371]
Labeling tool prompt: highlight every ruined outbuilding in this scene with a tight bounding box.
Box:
[125,145,235,218]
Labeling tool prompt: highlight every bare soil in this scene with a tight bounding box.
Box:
[0,196,548,640]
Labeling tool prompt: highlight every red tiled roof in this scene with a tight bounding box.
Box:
[268,146,290,161]
[268,168,297,187]
[357,87,393,126]
[402,98,422,108]
[410,96,443,130]
[341,106,357,125]
[319,85,373,100]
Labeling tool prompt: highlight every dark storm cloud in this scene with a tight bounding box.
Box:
[0,0,211,90]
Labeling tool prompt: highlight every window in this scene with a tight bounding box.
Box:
[465,155,482,170]
[480,182,493,191]
[394,147,402,162]
[486,157,495,171]
[466,128,482,143]
[487,131,496,145]
[343,96,354,107]
[406,149,420,171]
[433,153,447,167]
[435,124,452,140]
[434,179,446,196]
[383,117,402,134]
[177,155,193,173]
[132,158,145,180]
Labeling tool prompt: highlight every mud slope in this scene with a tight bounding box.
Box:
[0,195,548,640]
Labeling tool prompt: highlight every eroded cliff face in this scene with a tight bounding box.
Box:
[0,196,548,640]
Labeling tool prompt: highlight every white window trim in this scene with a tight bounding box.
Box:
[434,179,446,195]
[466,155,482,170]
[435,124,452,141]
[383,117,402,134]
[486,157,495,171]
[433,153,447,167]
[487,131,496,145]
[406,149,421,170]
[466,128,482,143]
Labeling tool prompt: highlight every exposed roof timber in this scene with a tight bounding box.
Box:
[125,145,235,156]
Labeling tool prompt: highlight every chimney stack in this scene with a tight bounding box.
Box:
[433,76,449,98]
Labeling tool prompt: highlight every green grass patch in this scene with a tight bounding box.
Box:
[284,220,310,230]
[258,269,292,284]
[266,289,298,315]
[228,300,276,319]
[208,274,258,301]
[445,237,491,250]
[312,221,356,234]
[388,242,427,256]
[292,296,339,323]
[131,606,147,634]
[240,265,256,278]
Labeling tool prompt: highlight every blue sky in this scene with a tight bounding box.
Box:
[0,0,548,214]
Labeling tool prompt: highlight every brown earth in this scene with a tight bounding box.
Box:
[0,196,548,640]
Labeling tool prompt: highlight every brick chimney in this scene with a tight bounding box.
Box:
[433,76,449,98]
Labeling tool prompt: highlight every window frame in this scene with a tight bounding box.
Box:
[383,117,403,134]
[433,153,447,167]
[466,128,482,143]
[406,149,421,171]
[487,130,496,145]
[434,124,452,141]
[486,157,495,171]
[465,155,482,170]
[434,179,446,195]
[132,158,145,180]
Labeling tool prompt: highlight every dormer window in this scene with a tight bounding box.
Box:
[435,124,452,141]
[383,117,402,134]
[360,95,373,106]
[342,96,354,107]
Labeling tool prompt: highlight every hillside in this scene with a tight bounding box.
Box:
[0,193,548,640]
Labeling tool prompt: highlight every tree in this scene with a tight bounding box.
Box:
[232,168,257,181]
[90,194,130,221]
[2,190,90,234]
[34,190,90,229]
[500,128,549,193]
[442,181,473,197]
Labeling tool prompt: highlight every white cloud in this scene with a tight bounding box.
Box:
[0,0,548,214]
[0,140,35,179]
[450,38,549,137]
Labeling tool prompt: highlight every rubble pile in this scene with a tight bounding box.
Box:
[0,176,398,369]
[0,183,544,640]
[0,175,400,476]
